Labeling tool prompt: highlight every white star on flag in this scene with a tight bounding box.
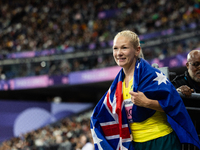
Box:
[153,71,169,85]
[91,127,103,150]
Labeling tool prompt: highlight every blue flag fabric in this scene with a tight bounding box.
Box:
[133,58,200,148]
[91,58,200,150]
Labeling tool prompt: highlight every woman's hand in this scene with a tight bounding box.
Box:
[129,91,164,112]
[129,91,148,108]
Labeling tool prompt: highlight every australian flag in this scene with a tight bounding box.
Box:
[91,58,200,150]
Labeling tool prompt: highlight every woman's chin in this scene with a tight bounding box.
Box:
[117,63,125,67]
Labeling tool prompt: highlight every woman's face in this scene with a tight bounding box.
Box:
[113,35,140,70]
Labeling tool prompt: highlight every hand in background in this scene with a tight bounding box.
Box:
[177,85,194,97]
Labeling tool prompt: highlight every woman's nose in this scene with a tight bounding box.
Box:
[117,49,122,55]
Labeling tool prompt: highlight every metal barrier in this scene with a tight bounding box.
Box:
[179,92,200,150]
[179,92,200,100]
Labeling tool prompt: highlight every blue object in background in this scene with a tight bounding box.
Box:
[0,100,93,143]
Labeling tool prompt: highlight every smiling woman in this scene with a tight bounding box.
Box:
[91,30,200,150]
[112,31,142,72]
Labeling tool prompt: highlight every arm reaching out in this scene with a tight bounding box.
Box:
[129,91,164,112]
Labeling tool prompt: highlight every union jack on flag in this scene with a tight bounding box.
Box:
[90,69,134,150]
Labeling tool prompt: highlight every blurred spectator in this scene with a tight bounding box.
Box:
[58,137,72,150]
[59,60,72,75]
[0,66,6,80]
[79,134,94,150]
[172,49,200,96]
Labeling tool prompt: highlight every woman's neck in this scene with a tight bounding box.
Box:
[123,62,135,77]
[123,65,135,88]
[124,69,134,79]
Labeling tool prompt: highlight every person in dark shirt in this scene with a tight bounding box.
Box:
[172,49,200,96]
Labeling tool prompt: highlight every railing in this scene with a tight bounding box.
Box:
[179,92,200,150]
[179,92,200,100]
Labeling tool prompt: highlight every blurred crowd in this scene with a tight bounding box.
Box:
[0,0,200,79]
[0,0,199,53]
[1,36,200,80]
[0,0,200,149]
[0,110,94,150]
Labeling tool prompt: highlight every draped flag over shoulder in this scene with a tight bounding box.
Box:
[91,58,200,150]
[133,58,200,148]
[90,69,134,150]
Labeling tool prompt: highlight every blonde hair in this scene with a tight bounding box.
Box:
[114,30,144,58]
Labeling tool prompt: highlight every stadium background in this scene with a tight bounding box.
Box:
[0,0,200,149]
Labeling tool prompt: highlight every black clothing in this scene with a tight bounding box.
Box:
[171,71,200,93]
[172,72,200,137]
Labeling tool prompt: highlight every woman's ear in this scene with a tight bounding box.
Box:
[136,46,141,57]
